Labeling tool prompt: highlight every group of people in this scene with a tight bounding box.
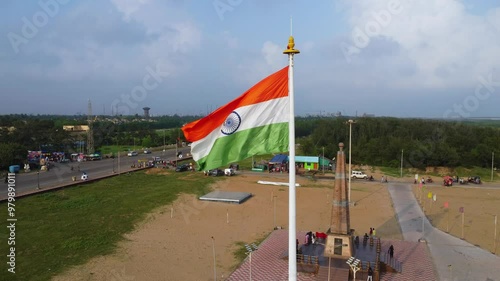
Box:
[369,227,376,236]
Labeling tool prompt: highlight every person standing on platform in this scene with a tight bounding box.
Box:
[367,265,373,281]
[389,244,394,259]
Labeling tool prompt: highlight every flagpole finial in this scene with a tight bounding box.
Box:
[283,36,300,54]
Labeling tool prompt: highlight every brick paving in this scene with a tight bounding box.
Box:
[227,230,325,281]
[378,239,437,281]
[227,230,437,281]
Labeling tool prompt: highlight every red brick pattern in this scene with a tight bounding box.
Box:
[379,239,437,281]
[228,230,320,281]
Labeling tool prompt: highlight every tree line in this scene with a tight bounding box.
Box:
[0,115,198,170]
[296,117,500,169]
[1,114,499,170]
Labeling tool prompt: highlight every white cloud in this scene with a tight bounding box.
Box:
[486,7,500,33]
[4,1,202,82]
[262,41,283,68]
[109,0,151,21]
[234,41,288,85]
[343,0,500,89]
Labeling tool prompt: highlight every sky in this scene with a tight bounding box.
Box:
[1,0,500,118]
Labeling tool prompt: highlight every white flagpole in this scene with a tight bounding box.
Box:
[284,34,299,281]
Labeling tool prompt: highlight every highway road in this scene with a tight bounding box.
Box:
[1,147,191,200]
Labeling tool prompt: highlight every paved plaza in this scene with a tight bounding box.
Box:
[228,182,500,280]
[227,229,436,281]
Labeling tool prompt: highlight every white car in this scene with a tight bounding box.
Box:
[127,151,138,157]
[351,171,368,179]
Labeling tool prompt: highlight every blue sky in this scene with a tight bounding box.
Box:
[1,0,500,118]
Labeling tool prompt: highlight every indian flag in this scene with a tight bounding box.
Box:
[182,66,289,171]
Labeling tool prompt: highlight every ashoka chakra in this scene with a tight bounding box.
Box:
[221,111,241,135]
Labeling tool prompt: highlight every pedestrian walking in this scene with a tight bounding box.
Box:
[388,244,394,259]
[367,265,373,281]
[373,228,376,236]
[369,227,373,236]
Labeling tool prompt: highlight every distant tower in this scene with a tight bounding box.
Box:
[143,107,151,118]
[87,99,95,154]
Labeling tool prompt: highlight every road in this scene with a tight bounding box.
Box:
[388,182,500,281]
[1,147,191,200]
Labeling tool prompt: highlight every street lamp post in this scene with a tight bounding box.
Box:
[245,244,258,281]
[494,215,497,254]
[492,151,495,182]
[400,149,404,178]
[322,146,325,174]
[163,129,166,155]
[212,236,217,281]
[118,150,121,174]
[346,120,356,203]
[273,196,278,230]
[346,257,360,281]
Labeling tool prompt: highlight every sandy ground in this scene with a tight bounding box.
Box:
[53,171,399,281]
[412,183,500,254]
[53,169,499,281]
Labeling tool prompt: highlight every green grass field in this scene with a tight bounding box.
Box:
[0,171,219,281]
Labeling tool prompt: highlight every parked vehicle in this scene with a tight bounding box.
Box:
[443,176,453,186]
[9,165,20,173]
[351,171,368,179]
[468,176,481,184]
[175,164,189,172]
[209,169,224,176]
[224,168,235,176]
[87,153,101,161]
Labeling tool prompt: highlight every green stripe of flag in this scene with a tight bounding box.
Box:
[196,122,289,171]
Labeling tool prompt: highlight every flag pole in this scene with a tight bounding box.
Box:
[284,34,299,281]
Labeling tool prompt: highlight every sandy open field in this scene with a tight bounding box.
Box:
[53,169,499,281]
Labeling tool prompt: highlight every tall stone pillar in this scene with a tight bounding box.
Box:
[324,143,354,258]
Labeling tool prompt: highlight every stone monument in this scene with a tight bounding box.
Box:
[324,142,354,258]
